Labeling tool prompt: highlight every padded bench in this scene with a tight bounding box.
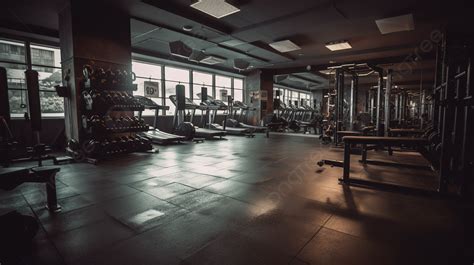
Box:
[338,136,440,193]
[0,166,61,212]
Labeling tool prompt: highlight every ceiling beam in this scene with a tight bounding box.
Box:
[132,47,244,75]
[141,0,294,64]
[269,53,436,75]
[0,19,59,39]
[131,17,270,63]
[290,73,322,84]
[286,74,321,85]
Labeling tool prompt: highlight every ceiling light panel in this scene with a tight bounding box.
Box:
[200,55,227,65]
[191,0,240,19]
[325,41,352,51]
[375,14,415,35]
[269,40,301,53]
[220,39,246,47]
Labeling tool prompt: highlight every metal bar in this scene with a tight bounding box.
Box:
[46,174,60,212]
[384,69,392,136]
[349,76,355,130]
[0,59,62,70]
[420,89,426,129]
[376,71,383,136]
[337,177,440,196]
[342,140,351,181]
[334,69,341,144]
[394,93,399,122]
[361,144,367,164]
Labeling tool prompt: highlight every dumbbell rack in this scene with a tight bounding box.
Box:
[79,62,156,164]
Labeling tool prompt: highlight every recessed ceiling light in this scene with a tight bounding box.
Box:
[200,55,227,65]
[269,40,301,53]
[298,53,304,56]
[325,41,352,51]
[220,39,246,47]
[329,60,336,63]
[375,14,415,35]
[191,0,240,19]
[182,25,193,31]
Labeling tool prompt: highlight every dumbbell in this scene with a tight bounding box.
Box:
[115,137,127,153]
[115,69,124,86]
[83,65,93,81]
[104,69,116,87]
[93,68,107,86]
[84,139,101,156]
[114,116,125,130]
[103,116,115,131]
[122,70,136,85]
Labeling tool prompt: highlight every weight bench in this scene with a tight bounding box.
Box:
[0,167,61,212]
[338,136,440,194]
[388,128,425,137]
[336,130,362,145]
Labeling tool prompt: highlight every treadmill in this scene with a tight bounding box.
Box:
[168,95,226,139]
[197,94,251,136]
[134,95,186,144]
[232,100,267,132]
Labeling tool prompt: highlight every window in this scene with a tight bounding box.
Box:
[215,75,231,101]
[233,78,244,102]
[2,62,27,116]
[33,66,64,116]
[1,39,64,117]
[132,60,245,116]
[192,71,212,101]
[31,44,63,117]
[165,66,189,115]
[289,90,299,106]
[132,61,162,116]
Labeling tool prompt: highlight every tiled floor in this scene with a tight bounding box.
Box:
[1,134,473,265]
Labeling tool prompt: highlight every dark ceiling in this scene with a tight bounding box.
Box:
[1,0,471,91]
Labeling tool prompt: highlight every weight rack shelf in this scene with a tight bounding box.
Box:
[77,63,155,164]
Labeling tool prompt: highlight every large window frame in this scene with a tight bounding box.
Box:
[1,35,247,119]
[1,38,63,118]
[274,85,313,107]
[132,59,246,116]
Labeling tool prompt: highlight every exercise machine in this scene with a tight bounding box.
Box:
[134,95,186,144]
[225,98,267,132]
[197,87,252,136]
[169,85,225,140]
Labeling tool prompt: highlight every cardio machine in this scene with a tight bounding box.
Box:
[134,95,186,144]
[197,88,252,136]
[169,85,226,140]
[227,99,267,133]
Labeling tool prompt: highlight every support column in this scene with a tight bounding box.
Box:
[244,70,273,125]
[59,0,131,141]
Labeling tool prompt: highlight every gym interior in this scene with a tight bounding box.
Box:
[1,0,473,264]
